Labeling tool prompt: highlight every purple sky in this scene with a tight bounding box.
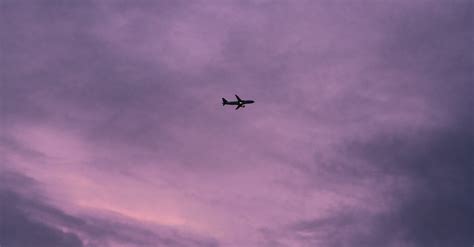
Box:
[1,1,473,246]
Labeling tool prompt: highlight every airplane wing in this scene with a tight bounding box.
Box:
[235,105,242,110]
[235,94,242,101]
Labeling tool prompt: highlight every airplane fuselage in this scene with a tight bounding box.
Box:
[224,100,254,105]
[222,95,255,110]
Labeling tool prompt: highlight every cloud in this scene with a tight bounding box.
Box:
[259,116,473,247]
[1,1,472,246]
[347,122,474,247]
[0,171,84,247]
[0,171,219,247]
[259,2,474,246]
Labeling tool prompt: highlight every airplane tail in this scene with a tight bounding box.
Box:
[222,98,228,106]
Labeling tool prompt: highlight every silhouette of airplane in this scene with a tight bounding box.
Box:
[222,95,255,110]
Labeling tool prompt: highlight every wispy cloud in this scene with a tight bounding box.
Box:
[0,171,219,247]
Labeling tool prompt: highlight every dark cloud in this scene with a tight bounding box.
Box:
[261,118,473,247]
[0,171,84,247]
[349,122,474,246]
[374,0,473,117]
[0,192,84,247]
[260,2,473,245]
[0,171,219,247]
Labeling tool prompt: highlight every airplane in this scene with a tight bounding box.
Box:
[222,95,255,110]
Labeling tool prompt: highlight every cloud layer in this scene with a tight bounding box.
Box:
[1,0,472,246]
